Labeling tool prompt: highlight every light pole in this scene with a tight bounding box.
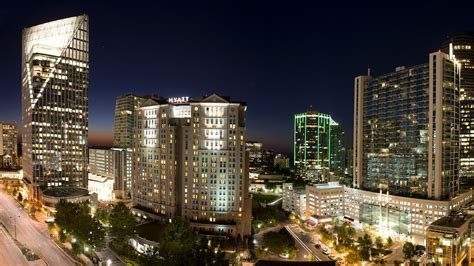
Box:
[10,215,20,240]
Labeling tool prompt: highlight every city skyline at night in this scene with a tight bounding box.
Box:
[1,3,473,153]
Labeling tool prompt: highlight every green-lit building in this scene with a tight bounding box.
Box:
[293,110,345,179]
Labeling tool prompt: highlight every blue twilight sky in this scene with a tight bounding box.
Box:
[0,2,473,153]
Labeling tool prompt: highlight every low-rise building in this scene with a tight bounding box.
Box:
[305,182,344,224]
[88,148,132,200]
[282,183,306,219]
[426,213,473,265]
[344,187,473,244]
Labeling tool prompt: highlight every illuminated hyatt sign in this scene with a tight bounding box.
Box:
[168,96,189,104]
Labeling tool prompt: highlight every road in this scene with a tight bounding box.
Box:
[285,224,330,262]
[0,188,77,265]
[0,226,31,266]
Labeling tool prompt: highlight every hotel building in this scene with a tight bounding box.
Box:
[132,94,252,238]
[0,123,18,168]
[353,51,461,200]
[294,110,345,179]
[442,34,474,180]
[21,15,89,199]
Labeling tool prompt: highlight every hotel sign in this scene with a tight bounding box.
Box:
[168,96,189,104]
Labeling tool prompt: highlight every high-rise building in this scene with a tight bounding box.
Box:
[21,15,89,199]
[353,51,461,200]
[0,123,18,168]
[442,33,474,179]
[88,148,132,200]
[132,94,251,238]
[113,93,146,148]
[294,110,345,179]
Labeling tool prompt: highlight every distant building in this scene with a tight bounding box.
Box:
[113,93,147,148]
[305,182,344,224]
[246,141,263,167]
[274,154,290,170]
[282,183,306,219]
[0,123,18,168]
[132,94,252,238]
[88,148,132,200]
[294,110,345,179]
[261,149,275,168]
[21,15,89,199]
[442,33,474,180]
[426,212,473,265]
[354,51,461,200]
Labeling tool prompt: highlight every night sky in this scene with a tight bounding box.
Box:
[1,2,473,153]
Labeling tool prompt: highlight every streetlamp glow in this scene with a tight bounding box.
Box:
[107,259,112,265]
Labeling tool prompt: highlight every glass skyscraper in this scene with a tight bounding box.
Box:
[294,110,345,179]
[21,15,89,199]
[442,33,474,179]
[113,93,146,148]
[353,51,461,200]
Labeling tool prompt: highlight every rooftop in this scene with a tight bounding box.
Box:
[430,213,472,229]
[42,187,89,198]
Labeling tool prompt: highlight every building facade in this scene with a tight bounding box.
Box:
[274,154,290,170]
[88,148,132,200]
[294,111,345,179]
[132,94,251,238]
[0,123,18,168]
[353,51,461,200]
[442,34,474,180]
[113,93,146,148]
[305,182,344,224]
[344,187,472,244]
[282,183,306,219]
[21,15,89,199]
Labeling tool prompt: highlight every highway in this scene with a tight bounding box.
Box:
[0,188,77,265]
[0,226,31,266]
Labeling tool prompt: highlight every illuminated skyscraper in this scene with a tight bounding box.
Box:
[442,33,474,179]
[113,93,146,148]
[353,51,461,200]
[0,123,18,168]
[132,94,252,238]
[21,15,89,199]
[293,110,344,179]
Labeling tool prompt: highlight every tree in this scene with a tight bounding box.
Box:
[262,228,296,256]
[95,208,109,224]
[375,236,384,257]
[17,193,23,202]
[109,202,137,247]
[402,241,416,261]
[415,245,425,257]
[357,233,373,261]
[386,236,393,247]
[55,200,105,251]
[158,219,196,263]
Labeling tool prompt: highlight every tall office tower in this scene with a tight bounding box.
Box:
[133,94,252,238]
[442,33,474,179]
[353,51,461,200]
[21,15,89,199]
[88,148,132,200]
[330,122,345,173]
[0,123,18,168]
[294,110,344,179]
[113,93,146,148]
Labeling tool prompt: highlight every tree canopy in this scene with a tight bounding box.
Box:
[109,202,137,247]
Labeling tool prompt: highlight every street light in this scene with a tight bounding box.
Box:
[10,215,20,240]
[106,259,112,266]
